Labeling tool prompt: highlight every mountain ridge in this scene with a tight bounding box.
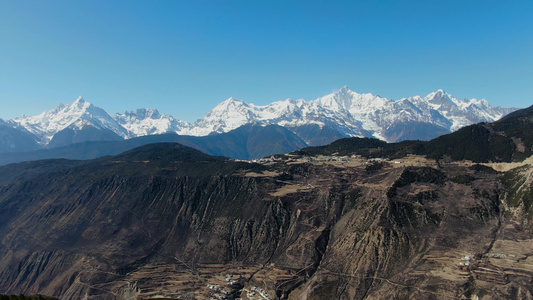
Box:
[0,124,306,165]
[7,96,129,146]
[295,104,533,163]
[1,88,518,155]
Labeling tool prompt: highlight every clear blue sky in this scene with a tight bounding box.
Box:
[1,0,531,122]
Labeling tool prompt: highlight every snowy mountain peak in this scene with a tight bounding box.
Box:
[208,97,252,115]
[315,87,389,118]
[114,108,188,137]
[337,85,352,94]
[226,96,240,102]
[72,96,91,109]
[220,97,247,107]
[424,89,457,109]
[4,88,519,149]
[131,108,161,119]
[176,86,516,144]
[426,89,449,99]
[471,98,490,109]
[10,97,128,144]
[186,97,260,136]
[317,86,358,111]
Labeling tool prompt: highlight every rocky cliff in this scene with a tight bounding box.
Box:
[1,142,533,299]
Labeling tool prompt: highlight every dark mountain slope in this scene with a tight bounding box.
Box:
[287,124,350,146]
[0,124,307,166]
[178,124,307,160]
[0,123,40,154]
[498,104,533,121]
[422,122,517,162]
[422,105,533,162]
[47,125,123,148]
[112,142,224,163]
[296,104,533,163]
[0,159,85,187]
[294,137,388,156]
[1,141,533,299]
[2,106,533,298]
[0,144,324,298]
[294,136,426,160]
[383,121,450,142]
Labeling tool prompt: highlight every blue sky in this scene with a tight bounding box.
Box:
[1,0,531,122]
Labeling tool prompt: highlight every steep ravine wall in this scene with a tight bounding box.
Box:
[1,161,531,299]
[290,166,503,299]
[0,168,353,298]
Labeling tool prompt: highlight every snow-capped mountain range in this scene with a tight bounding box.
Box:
[9,97,129,144]
[1,87,518,153]
[115,86,517,142]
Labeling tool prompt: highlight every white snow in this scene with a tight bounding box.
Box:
[114,108,190,137]
[174,87,516,142]
[6,88,518,146]
[9,96,129,145]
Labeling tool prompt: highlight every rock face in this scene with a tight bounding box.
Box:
[1,142,533,299]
